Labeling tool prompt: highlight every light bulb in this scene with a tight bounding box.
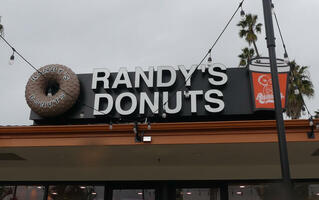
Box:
[184,90,190,98]
[240,9,245,16]
[309,120,314,126]
[9,54,14,65]
[294,89,300,95]
[284,52,289,64]
[79,112,85,118]
[162,112,167,118]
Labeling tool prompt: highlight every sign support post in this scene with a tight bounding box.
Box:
[262,0,293,198]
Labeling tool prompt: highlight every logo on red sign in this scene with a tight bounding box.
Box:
[251,72,287,109]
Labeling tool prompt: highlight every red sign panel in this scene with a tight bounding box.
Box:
[251,72,288,109]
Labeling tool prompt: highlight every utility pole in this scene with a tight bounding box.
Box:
[262,0,293,198]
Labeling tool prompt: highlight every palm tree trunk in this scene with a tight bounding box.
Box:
[252,41,260,57]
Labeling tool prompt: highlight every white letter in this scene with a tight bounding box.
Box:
[92,68,110,89]
[204,89,225,113]
[163,91,182,114]
[179,65,197,86]
[135,67,154,88]
[208,65,228,86]
[139,92,159,114]
[157,66,176,87]
[115,92,137,115]
[112,67,132,88]
[188,90,204,113]
[93,93,114,115]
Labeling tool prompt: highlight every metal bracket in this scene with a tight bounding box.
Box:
[134,122,144,142]
[307,125,315,139]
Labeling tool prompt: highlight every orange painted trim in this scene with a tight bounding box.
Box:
[0,119,318,147]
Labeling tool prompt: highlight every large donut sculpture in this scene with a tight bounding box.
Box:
[25,64,80,117]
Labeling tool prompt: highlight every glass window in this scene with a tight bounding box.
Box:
[176,188,220,200]
[0,186,45,200]
[112,189,155,200]
[0,186,15,200]
[228,184,273,200]
[48,185,104,200]
[295,183,319,199]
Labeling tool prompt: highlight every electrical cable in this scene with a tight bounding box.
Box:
[152,0,245,116]
[272,5,313,118]
[0,0,245,122]
[0,34,106,116]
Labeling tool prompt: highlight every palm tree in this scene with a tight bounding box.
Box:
[238,47,255,67]
[237,14,262,58]
[286,61,314,119]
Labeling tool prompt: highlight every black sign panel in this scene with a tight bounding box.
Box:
[30,67,275,125]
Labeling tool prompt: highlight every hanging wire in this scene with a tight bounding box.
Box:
[150,0,246,119]
[0,34,106,115]
[272,4,313,118]
[1,0,245,123]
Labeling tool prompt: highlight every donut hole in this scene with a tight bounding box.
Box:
[45,80,60,96]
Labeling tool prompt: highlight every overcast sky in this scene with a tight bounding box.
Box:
[0,0,318,125]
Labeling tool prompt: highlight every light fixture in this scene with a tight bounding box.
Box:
[80,112,85,118]
[80,186,86,189]
[240,8,245,17]
[133,126,137,133]
[162,110,167,118]
[147,121,151,130]
[186,192,192,195]
[137,192,143,195]
[9,51,15,65]
[204,56,212,72]
[52,192,58,195]
[184,89,190,98]
[37,186,42,189]
[271,3,275,13]
[284,52,289,64]
[239,185,246,188]
[236,191,243,196]
[309,119,314,127]
[316,192,319,196]
[92,192,97,195]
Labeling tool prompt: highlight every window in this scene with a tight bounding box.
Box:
[48,185,104,200]
[176,188,220,200]
[0,186,44,200]
[112,189,156,200]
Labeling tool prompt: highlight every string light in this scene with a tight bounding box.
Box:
[162,110,167,118]
[309,117,314,127]
[0,0,246,124]
[273,2,315,119]
[133,126,137,133]
[9,49,15,65]
[184,89,190,98]
[147,121,151,130]
[283,51,289,64]
[202,49,212,72]
[240,6,245,16]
